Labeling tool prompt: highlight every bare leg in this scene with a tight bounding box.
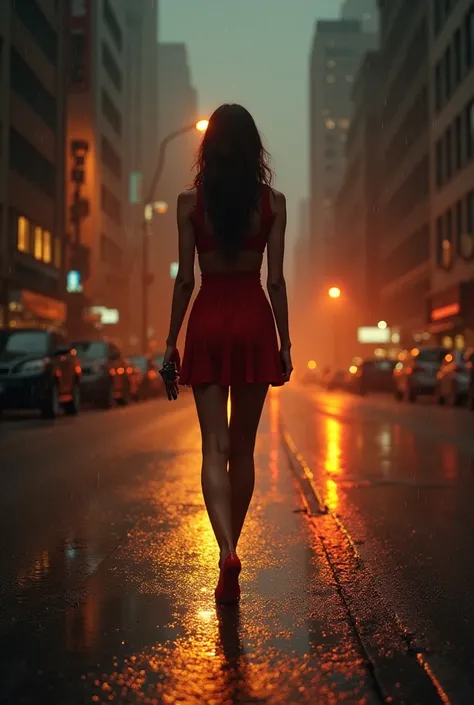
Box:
[229,384,269,548]
[193,384,234,562]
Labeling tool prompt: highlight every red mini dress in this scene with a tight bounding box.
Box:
[179,185,285,387]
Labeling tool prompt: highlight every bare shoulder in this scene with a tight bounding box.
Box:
[269,187,286,215]
[177,188,197,216]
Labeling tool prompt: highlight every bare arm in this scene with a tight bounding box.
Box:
[165,191,196,348]
[266,190,291,350]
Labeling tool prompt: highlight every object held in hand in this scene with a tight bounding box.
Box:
[160,360,179,401]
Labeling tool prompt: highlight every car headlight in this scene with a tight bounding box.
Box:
[19,358,48,375]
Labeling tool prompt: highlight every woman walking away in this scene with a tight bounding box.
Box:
[161,104,293,605]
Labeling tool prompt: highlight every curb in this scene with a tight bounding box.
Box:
[280,423,451,705]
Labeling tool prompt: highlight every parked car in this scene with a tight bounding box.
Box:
[436,349,474,406]
[393,346,446,402]
[0,328,81,418]
[73,339,139,408]
[348,358,396,395]
[127,356,164,399]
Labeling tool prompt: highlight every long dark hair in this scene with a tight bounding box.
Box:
[194,104,273,260]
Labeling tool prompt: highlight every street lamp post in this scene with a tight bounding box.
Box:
[328,287,342,368]
[141,120,208,353]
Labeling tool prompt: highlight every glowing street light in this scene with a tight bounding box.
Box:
[307,360,317,370]
[378,320,388,330]
[196,119,209,133]
[328,286,341,299]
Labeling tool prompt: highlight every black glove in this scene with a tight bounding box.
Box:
[159,360,179,401]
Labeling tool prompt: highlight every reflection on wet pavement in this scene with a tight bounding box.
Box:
[281,384,474,702]
[0,395,378,704]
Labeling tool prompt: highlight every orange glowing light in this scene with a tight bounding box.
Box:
[328,286,341,299]
[196,119,209,133]
[349,365,357,374]
[74,365,82,374]
[127,366,133,374]
[117,367,125,375]
[307,360,317,370]
[109,368,116,376]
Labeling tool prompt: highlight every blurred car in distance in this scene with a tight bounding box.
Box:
[0,328,81,418]
[73,339,138,408]
[436,349,474,407]
[127,356,164,399]
[393,346,446,402]
[348,358,396,395]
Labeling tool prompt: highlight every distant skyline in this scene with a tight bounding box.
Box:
[159,0,341,250]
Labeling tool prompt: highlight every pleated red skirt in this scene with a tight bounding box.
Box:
[179,272,284,387]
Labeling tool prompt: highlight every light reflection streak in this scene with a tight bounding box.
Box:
[269,387,280,483]
[323,417,342,511]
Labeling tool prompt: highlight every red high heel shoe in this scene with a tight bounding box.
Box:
[215,552,242,604]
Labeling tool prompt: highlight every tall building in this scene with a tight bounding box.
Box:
[308,19,377,364]
[377,0,431,347]
[332,52,382,362]
[123,0,159,353]
[66,0,130,345]
[428,0,474,348]
[147,42,198,347]
[0,1,68,330]
[291,199,311,369]
[341,0,379,32]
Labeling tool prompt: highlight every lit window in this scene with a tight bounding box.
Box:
[54,238,61,269]
[34,227,43,260]
[43,230,52,263]
[325,119,336,130]
[17,216,29,252]
[326,75,336,84]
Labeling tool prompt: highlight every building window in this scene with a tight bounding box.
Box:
[434,0,442,35]
[455,114,463,170]
[436,216,444,266]
[466,6,474,69]
[445,126,453,180]
[43,230,52,263]
[101,135,122,179]
[101,88,122,137]
[10,48,56,130]
[454,28,462,84]
[436,138,443,188]
[103,0,123,52]
[435,61,443,111]
[17,216,29,252]
[466,99,474,159]
[13,0,57,64]
[467,191,474,234]
[325,119,336,130]
[102,42,122,92]
[444,45,452,100]
[456,199,463,255]
[54,238,61,269]
[101,184,122,226]
[9,127,56,198]
[34,226,42,260]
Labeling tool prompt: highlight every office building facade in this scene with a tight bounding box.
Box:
[429,0,474,347]
[308,19,377,363]
[0,0,68,330]
[376,0,431,347]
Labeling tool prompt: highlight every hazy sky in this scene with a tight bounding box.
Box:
[159,0,339,248]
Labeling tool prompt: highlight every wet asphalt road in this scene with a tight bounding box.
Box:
[0,392,380,705]
[281,384,474,703]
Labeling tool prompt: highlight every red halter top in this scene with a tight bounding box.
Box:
[192,184,275,255]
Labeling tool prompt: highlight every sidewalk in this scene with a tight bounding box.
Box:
[0,395,380,705]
